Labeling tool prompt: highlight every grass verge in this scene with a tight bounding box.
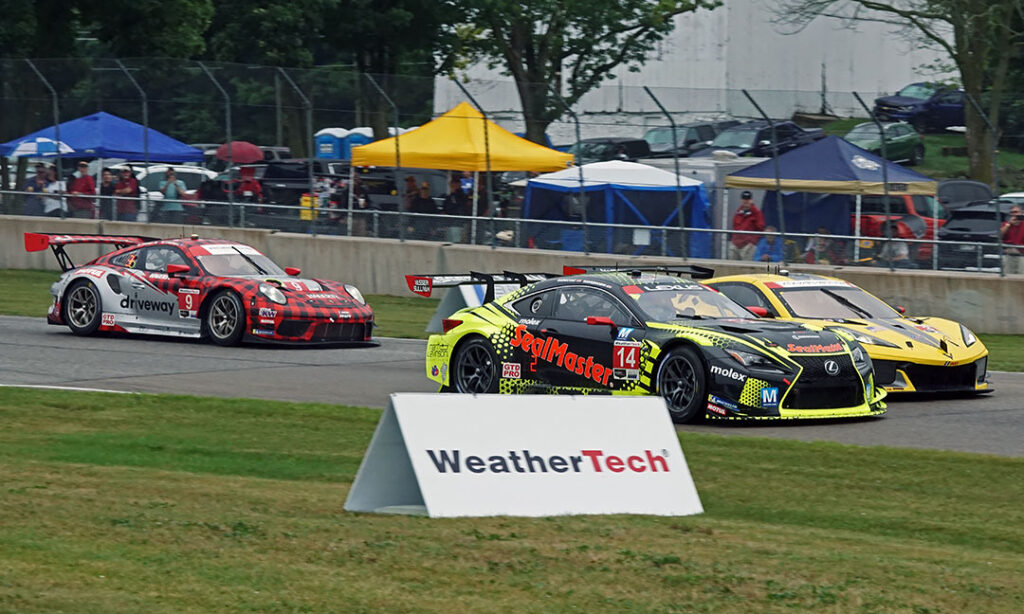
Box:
[0,387,1021,613]
[2,269,1020,370]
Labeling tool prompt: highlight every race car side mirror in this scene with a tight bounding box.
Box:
[166,264,190,277]
[895,305,906,314]
[585,316,618,333]
[285,267,301,276]
[746,306,770,317]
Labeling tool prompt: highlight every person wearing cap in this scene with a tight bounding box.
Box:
[21,163,49,216]
[68,161,97,218]
[729,190,765,261]
[113,167,140,221]
[407,181,439,239]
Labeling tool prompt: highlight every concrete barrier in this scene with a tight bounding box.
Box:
[2,215,1021,334]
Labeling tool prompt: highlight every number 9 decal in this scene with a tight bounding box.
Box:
[178,288,200,314]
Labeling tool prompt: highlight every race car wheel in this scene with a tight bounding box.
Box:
[656,346,706,423]
[205,290,245,346]
[452,337,499,394]
[64,280,102,336]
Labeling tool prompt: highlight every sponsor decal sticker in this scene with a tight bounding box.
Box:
[259,318,276,326]
[761,387,779,408]
[502,362,522,379]
[707,394,738,410]
[177,288,200,313]
[709,364,746,382]
[78,267,106,279]
[121,295,175,314]
[621,285,644,296]
[305,292,342,301]
[706,403,727,416]
[510,324,612,386]
[824,360,840,376]
[616,327,634,340]
[101,313,115,326]
[612,341,641,380]
[408,276,433,296]
[518,317,542,326]
[427,344,450,358]
[425,448,671,475]
[786,342,843,353]
[252,328,274,336]
[259,307,277,318]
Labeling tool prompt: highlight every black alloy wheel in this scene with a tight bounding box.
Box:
[656,346,707,423]
[452,337,499,394]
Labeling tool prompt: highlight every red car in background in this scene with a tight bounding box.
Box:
[851,194,946,264]
[25,233,374,346]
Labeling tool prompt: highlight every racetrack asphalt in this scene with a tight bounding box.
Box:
[1,315,1020,457]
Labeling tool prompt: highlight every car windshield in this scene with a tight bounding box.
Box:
[846,124,881,138]
[710,128,758,149]
[633,288,752,321]
[643,127,685,146]
[773,287,900,319]
[568,142,613,158]
[943,210,1001,233]
[196,252,286,277]
[896,83,936,99]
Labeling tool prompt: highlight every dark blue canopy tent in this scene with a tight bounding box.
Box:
[522,160,712,257]
[0,111,203,162]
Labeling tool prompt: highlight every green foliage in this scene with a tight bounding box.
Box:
[82,0,214,58]
[453,0,721,141]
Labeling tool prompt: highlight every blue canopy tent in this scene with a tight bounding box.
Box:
[521,160,712,257]
[0,111,203,162]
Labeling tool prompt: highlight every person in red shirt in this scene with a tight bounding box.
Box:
[729,190,765,260]
[113,167,140,221]
[1000,205,1024,274]
[68,161,97,218]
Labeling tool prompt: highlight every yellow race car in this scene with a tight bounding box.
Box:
[705,273,990,395]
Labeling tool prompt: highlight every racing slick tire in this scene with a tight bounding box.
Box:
[204,290,246,346]
[451,337,500,394]
[656,346,707,424]
[64,280,103,336]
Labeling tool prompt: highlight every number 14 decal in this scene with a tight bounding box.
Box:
[613,341,641,369]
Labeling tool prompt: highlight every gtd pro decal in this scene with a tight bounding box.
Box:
[426,448,670,474]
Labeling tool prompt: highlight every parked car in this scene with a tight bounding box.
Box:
[107,163,217,223]
[690,120,825,158]
[936,200,1014,269]
[851,194,946,264]
[998,192,1024,205]
[643,120,740,157]
[202,144,293,171]
[843,122,925,165]
[567,138,651,163]
[873,82,964,132]
[938,179,993,212]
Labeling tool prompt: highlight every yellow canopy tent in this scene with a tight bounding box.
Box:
[350,102,574,172]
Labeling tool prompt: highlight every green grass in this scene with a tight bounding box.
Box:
[823,118,1024,187]
[0,387,1021,613]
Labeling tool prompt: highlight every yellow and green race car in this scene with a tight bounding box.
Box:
[705,273,990,395]
[406,267,886,423]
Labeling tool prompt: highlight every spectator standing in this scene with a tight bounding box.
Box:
[349,175,371,236]
[114,167,140,221]
[402,175,418,211]
[753,225,784,262]
[804,226,847,265]
[41,165,67,217]
[98,168,117,219]
[22,163,49,216]
[68,161,97,218]
[158,167,187,224]
[407,181,438,239]
[460,170,474,195]
[729,190,764,260]
[1000,205,1024,274]
[876,223,915,268]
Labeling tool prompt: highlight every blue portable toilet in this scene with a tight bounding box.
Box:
[315,128,348,158]
[343,127,374,158]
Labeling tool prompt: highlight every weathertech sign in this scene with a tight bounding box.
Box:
[426,448,670,474]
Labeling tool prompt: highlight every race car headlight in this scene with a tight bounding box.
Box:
[837,327,899,349]
[727,349,784,371]
[960,324,977,347]
[851,345,868,366]
[259,283,287,305]
[344,284,366,305]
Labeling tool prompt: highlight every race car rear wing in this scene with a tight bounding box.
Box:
[406,271,557,302]
[562,264,715,280]
[24,232,157,272]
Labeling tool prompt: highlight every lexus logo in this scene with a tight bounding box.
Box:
[824,360,840,376]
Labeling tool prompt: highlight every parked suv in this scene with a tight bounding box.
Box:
[852,194,946,264]
[937,179,993,212]
[873,82,964,132]
[567,138,651,163]
[643,120,740,157]
[690,120,825,157]
[937,200,1014,269]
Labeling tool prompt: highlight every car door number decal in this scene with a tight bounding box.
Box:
[178,288,200,317]
[613,341,641,380]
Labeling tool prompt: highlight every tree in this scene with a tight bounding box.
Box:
[450,0,720,143]
[772,0,1024,186]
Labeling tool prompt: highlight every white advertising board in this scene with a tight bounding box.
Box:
[344,393,703,518]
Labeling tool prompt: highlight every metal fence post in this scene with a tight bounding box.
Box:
[548,85,588,255]
[114,60,151,218]
[364,74,403,241]
[964,92,1003,277]
[279,67,316,234]
[451,79,495,248]
[742,90,786,258]
[853,92,893,271]
[198,61,234,227]
[644,86,687,260]
[25,59,64,219]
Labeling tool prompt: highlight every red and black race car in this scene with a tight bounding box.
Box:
[25,232,374,346]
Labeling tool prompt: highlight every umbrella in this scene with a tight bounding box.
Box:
[216,141,264,164]
[10,136,74,157]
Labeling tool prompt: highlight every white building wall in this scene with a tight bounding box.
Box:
[435,1,950,143]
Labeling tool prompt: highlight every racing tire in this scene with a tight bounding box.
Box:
[64,280,103,336]
[204,290,246,346]
[910,145,924,166]
[451,337,500,394]
[656,346,707,423]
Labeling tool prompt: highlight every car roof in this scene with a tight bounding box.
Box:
[540,271,707,289]
[709,272,851,286]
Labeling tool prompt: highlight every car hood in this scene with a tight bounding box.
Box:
[876,95,926,107]
[653,318,847,352]
[793,316,985,362]
[230,275,363,308]
[691,146,753,157]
